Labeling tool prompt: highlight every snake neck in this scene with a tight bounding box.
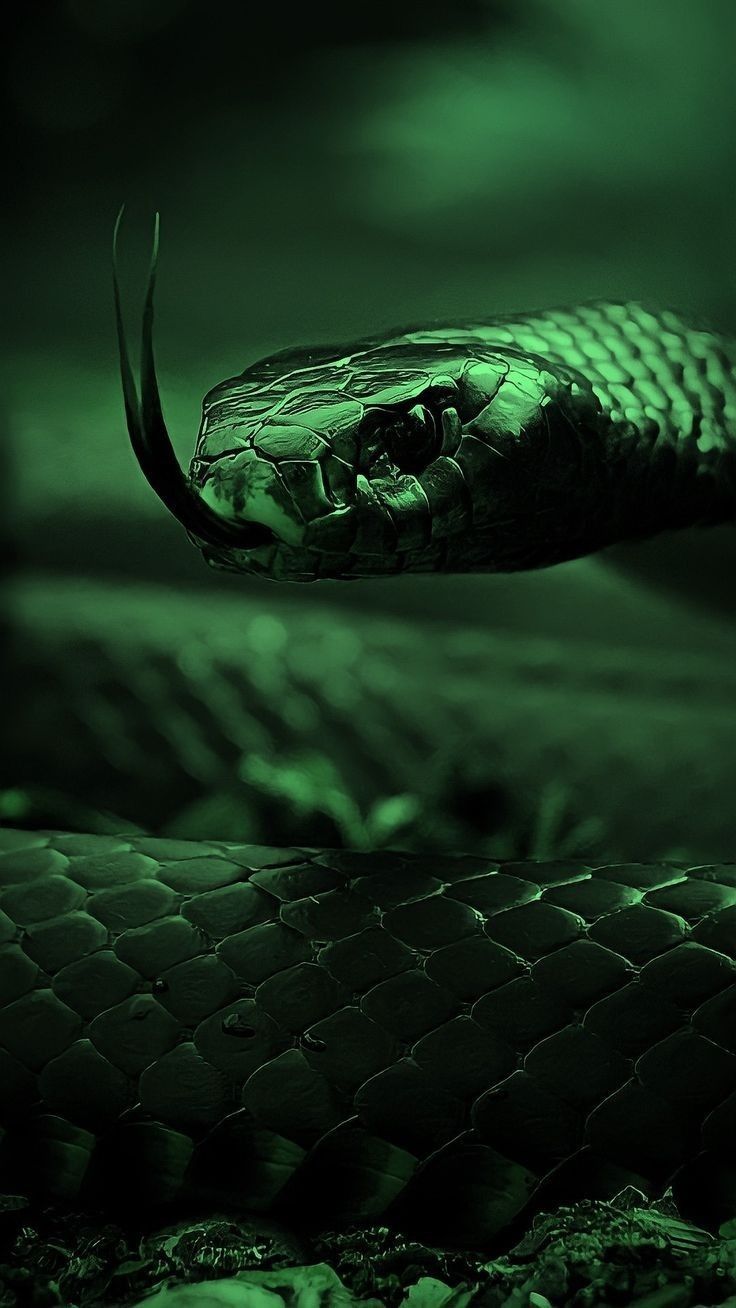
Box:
[585,334,736,553]
[437,304,736,573]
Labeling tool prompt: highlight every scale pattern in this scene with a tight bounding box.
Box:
[1,828,736,1247]
[404,301,736,463]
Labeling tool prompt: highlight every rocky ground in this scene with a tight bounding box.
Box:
[1,1189,735,1308]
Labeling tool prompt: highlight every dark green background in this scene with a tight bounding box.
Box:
[4,1,736,859]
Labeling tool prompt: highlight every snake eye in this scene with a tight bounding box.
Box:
[368,403,440,477]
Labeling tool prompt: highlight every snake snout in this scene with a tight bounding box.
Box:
[195,423,360,549]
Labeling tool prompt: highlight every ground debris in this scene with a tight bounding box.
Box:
[0,1190,734,1307]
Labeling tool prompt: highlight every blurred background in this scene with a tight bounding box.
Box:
[3,0,735,860]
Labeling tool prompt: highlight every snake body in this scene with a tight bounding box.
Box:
[4,242,735,1249]
[1,829,736,1248]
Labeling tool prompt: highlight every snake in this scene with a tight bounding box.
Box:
[1,217,735,1254]
[112,215,735,583]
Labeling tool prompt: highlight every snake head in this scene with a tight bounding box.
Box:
[189,343,470,579]
[115,215,606,580]
[189,340,607,579]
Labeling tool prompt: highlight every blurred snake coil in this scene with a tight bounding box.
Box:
[3,245,736,1261]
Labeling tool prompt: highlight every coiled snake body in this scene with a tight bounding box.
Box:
[2,236,735,1249]
[1,830,736,1248]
